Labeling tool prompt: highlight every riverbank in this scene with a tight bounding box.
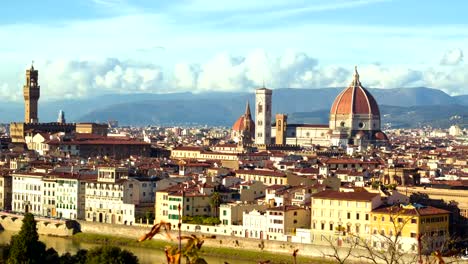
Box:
[72,232,336,264]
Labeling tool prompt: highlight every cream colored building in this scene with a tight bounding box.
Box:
[311,189,382,243]
[25,133,51,155]
[220,202,267,226]
[266,206,311,241]
[42,176,57,217]
[11,172,45,214]
[235,169,288,186]
[242,205,311,241]
[55,174,88,220]
[84,167,135,225]
[155,188,213,227]
[242,209,268,239]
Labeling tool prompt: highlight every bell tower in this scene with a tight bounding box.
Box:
[255,87,272,145]
[23,62,40,123]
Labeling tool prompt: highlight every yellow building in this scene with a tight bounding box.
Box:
[76,123,108,136]
[311,189,382,243]
[155,188,213,228]
[370,204,450,252]
[235,169,288,186]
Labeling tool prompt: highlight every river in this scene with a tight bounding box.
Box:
[0,230,256,264]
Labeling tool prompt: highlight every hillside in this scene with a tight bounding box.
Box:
[0,87,466,127]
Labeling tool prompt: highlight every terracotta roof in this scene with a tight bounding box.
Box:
[312,189,379,201]
[372,205,450,216]
[232,115,255,132]
[330,68,380,116]
[235,169,286,177]
[172,146,202,151]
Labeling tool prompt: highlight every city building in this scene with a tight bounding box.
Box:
[84,167,136,225]
[255,87,272,145]
[311,189,382,242]
[370,204,450,252]
[11,172,45,214]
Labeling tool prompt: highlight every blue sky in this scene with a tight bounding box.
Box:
[0,0,467,100]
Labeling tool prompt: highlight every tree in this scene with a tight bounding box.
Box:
[320,235,357,264]
[352,207,418,264]
[7,213,47,264]
[59,249,88,264]
[209,192,222,217]
[85,246,138,264]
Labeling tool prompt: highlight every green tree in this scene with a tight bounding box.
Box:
[85,246,138,264]
[209,192,222,217]
[7,213,47,264]
[59,249,88,264]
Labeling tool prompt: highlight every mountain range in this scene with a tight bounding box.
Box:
[0,87,467,128]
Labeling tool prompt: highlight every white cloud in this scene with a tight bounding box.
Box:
[2,49,468,102]
[440,48,464,65]
[35,58,165,100]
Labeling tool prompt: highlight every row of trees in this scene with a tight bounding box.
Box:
[3,213,139,264]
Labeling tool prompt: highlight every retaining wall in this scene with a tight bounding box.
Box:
[0,213,77,237]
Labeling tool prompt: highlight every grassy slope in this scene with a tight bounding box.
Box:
[72,232,336,264]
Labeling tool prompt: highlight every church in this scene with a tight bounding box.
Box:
[231,67,388,148]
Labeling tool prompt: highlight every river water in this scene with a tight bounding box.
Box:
[0,230,256,264]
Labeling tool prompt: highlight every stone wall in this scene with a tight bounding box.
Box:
[0,213,78,237]
[76,221,344,258]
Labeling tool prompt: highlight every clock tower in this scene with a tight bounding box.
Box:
[23,63,40,123]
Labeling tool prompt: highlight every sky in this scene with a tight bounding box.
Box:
[0,0,467,101]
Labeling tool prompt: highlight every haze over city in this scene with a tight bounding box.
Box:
[0,0,467,102]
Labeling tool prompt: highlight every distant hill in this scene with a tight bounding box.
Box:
[0,87,466,128]
[454,95,468,105]
[288,105,468,129]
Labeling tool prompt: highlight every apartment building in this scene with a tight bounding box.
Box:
[370,204,450,252]
[311,189,382,242]
[84,167,135,225]
[235,169,288,186]
[55,174,91,220]
[11,172,44,214]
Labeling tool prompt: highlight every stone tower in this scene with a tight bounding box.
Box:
[23,63,40,123]
[275,114,287,145]
[57,110,66,123]
[255,87,272,145]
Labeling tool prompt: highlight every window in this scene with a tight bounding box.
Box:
[365,214,369,221]
[410,232,417,238]
[411,219,417,224]
[347,212,351,219]
[329,224,333,231]
[356,213,360,220]
[223,210,227,216]
[321,223,325,230]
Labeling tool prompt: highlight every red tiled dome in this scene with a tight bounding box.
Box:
[232,102,255,133]
[232,116,248,131]
[330,67,380,117]
[375,131,388,141]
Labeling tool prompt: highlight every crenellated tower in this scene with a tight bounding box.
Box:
[23,63,40,123]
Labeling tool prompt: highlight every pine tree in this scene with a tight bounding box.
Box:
[7,213,47,264]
